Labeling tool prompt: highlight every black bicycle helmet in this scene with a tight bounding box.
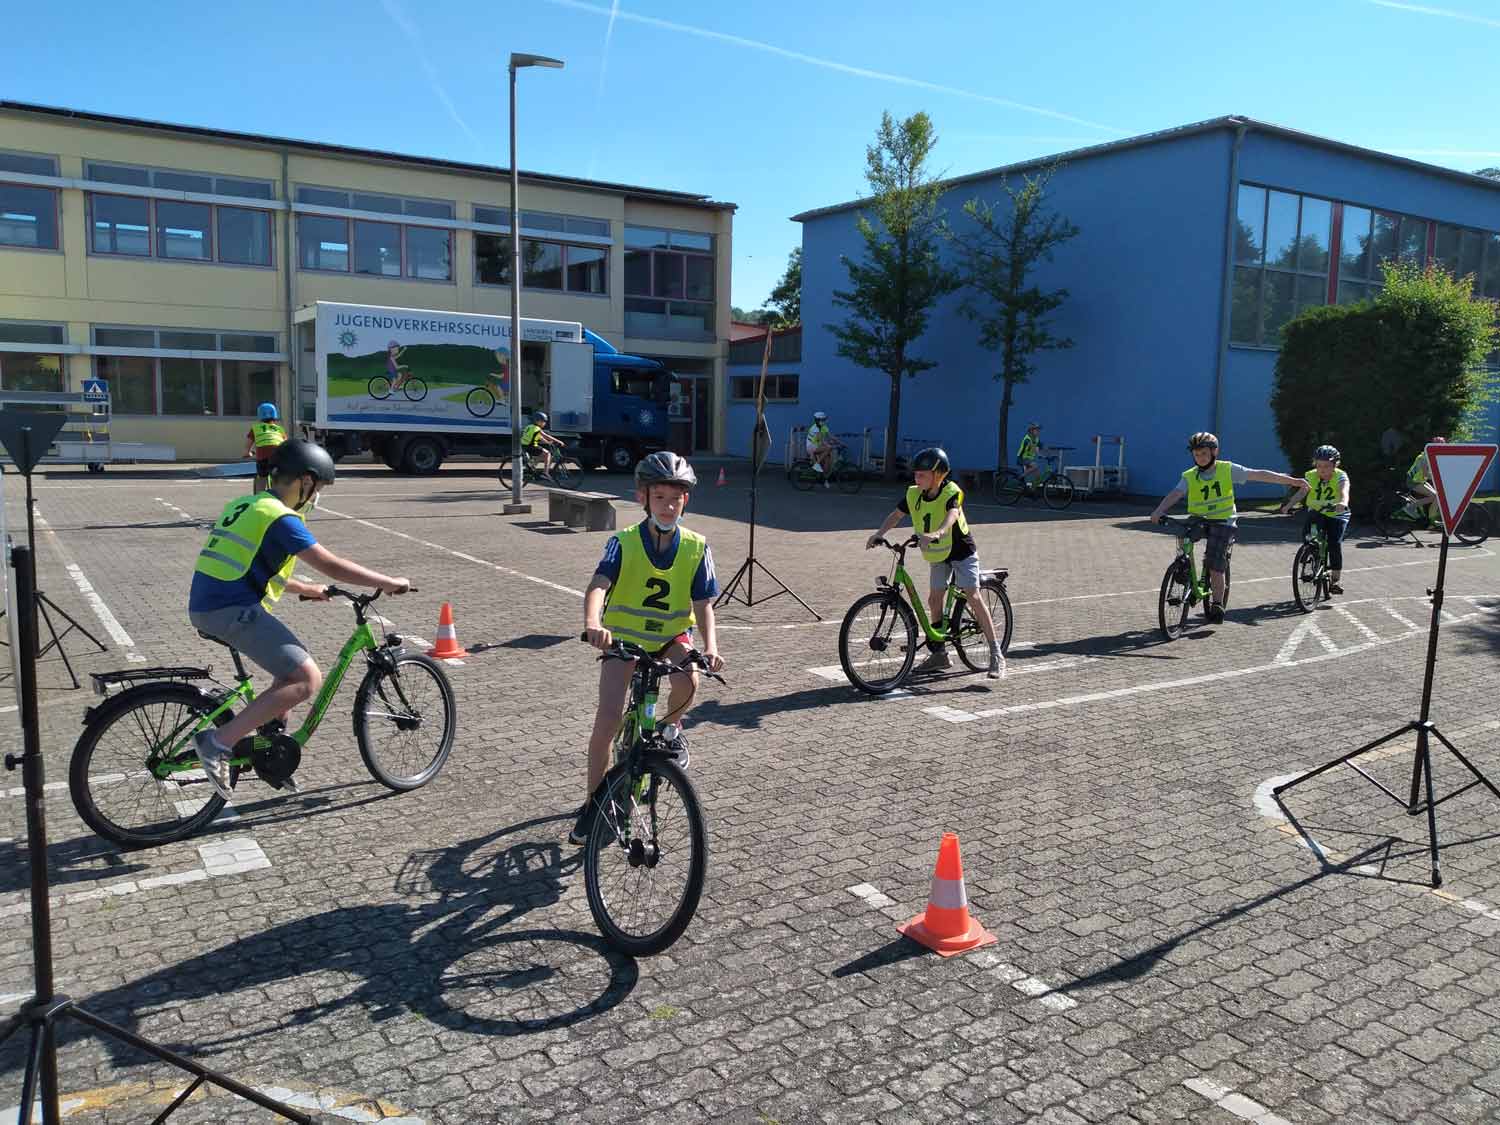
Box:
[911,447,950,473]
[1313,444,1341,462]
[272,438,336,484]
[1188,431,1219,452]
[635,451,697,489]
[534,411,549,425]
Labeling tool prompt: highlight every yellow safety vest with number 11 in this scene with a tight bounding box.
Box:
[1184,462,1235,520]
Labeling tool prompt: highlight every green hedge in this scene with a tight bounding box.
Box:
[1271,263,1498,512]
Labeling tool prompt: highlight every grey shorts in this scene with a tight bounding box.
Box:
[929,555,983,591]
[190,604,310,680]
[1203,521,1236,571]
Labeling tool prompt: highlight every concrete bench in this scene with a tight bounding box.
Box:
[544,488,617,531]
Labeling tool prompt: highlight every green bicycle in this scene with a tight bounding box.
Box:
[578,635,720,956]
[1157,515,1232,639]
[69,587,456,848]
[1290,504,1346,613]
[838,535,1014,694]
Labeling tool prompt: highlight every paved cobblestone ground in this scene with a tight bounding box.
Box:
[0,461,1498,1123]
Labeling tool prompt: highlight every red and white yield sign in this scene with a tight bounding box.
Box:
[1427,442,1498,536]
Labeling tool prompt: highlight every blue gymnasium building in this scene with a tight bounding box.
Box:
[728,115,1500,496]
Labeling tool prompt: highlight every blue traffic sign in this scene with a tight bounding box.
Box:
[82,379,110,401]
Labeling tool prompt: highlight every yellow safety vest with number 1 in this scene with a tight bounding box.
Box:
[601,523,707,649]
[1183,461,1235,520]
[193,492,301,610]
[907,481,970,564]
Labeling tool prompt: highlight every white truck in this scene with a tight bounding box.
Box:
[299,301,672,474]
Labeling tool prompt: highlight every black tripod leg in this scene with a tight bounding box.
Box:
[750,559,822,620]
[1430,726,1500,802]
[1421,732,1441,887]
[1273,723,1414,797]
[18,1022,43,1125]
[33,599,80,690]
[37,593,107,652]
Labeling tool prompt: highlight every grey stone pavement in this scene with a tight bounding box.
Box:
[0,460,1498,1123]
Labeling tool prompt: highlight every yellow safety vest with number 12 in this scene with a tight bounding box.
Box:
[601,523,707,649]
[1184,461,1235,520]
[1304,469,1348,513]
[193,492,301,610]
[252,421,286,449]
[907,481,970,564]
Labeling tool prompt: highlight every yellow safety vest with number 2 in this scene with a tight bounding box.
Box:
[906,481,970,564]
[1183,461,1235,520]
[193,492,301,610]
[1304,469,1348,513]
[601,523,707,649]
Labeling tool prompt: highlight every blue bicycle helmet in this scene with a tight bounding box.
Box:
[257,402,279,421]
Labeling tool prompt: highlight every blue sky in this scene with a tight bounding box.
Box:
[8,0,1500,309]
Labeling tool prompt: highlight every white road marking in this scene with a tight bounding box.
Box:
[1377,600,1421,630]
[1182,1078,1292,1125]
[970,949,1079,1011]
[1275,617,1338,663]
[846,882,896,910]
[1332,603,1381,643]
[29,506,144,663]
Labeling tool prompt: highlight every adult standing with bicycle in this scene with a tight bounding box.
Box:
[189,439,411,800]
[1284,444,1349,595]
[1148,431,1308,624]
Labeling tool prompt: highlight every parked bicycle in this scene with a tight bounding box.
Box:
[499,447,583,490]
[1372,482,1490,545]
[577,635,720,956]
[70,587,456,847]
[994,452,1075,509]
[368,374,428,402]
[789,451,863,493]
[1156,515,1231,639]
[837,535,1014,694]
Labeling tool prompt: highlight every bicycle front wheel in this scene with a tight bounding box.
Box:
[952,577,1014,671]
[838,591,917,694]
[402,377,428,402]
[790,459,816,491]
[1042,473,1075,510]
[993,470,1025,506]
[1292,541,1324,613]
[1371,491,1406,539]
[354,652,456,791]
[1454,502,1491,546]
[835,463,864,494]
[584,758,707,957]
[550,459,583,489]
[1158,559,1192,640]
[69,683,234,847]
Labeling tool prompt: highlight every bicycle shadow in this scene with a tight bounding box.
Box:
[28,814,637,1068]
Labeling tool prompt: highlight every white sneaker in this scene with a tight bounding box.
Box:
[193,730,234,802]
[987,649,1003,679]
[813,463,824,474]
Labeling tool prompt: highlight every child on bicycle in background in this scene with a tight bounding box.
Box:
[243,402,287,493]
[1404,436,1445,524]
[386,340,413,392]
[1016,422,1043,482]
[866,447,1003,679]
[1149,432,1309,624]
[806,411,842,488]
[521,411,565,478]
[578,452,724,844]
[1283,444,1349,594]
[189,440,410,800]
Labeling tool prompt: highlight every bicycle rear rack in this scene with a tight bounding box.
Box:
[89,665,212,697]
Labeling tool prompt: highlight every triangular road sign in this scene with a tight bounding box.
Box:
[0,410,67,474]
[1427,442,1497,536]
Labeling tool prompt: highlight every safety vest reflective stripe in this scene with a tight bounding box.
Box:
[927,874,969,910]
[193,492,301,607]
[601,524,706,642]
[196,548,244,571]
[252,422,285,448]
[606,604,688,623]
[209,528,257,552]
[607,622,684,647]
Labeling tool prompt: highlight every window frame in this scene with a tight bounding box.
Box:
[473,233,610,295]
[0,155,63,252]
[91,325,282,419]
[294,185,455,282]
[87,190,274,268]
[730,373,799,402]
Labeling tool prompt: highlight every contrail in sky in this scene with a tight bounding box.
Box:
[1363,0,1500,29]
[382,0,485,151]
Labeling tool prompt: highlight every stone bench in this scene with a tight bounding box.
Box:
[544,488,617,531]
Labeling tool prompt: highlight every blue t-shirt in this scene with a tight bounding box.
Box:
[189,512,318,612]
[594,521,719,602]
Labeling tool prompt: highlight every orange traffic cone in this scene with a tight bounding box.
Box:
[716,466,727,486]
[897,832,996,957]
[426,602,469,658]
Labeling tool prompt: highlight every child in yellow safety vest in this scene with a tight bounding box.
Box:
[244,402,287,493]
[577,452,723,845]
[866,447,1003,679]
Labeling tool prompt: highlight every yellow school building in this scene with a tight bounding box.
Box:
[0,100,735,462]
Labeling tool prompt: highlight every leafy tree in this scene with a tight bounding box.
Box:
[766,247,802,327]
[731,306,775,326]
[828,111,959,479]
[1271,261,1499,511]
[1474,167,1500,181]
[946,163,1079,466]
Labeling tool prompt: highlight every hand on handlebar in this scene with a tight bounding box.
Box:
[381,577,412,595]
[865,533,884,550]
[583,625,612,651]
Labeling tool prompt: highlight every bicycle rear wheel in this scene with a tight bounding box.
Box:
[993,469,1025,506]
[584,758,706,957]
[1372,490,1408,539]
[1454,502,1491,546]
[952,578,1014,671]
[1042,473,1075,510]
[465,386,496,417]
[68,683,234,847]
[1292,541,1325,613]
[838,591,917,694]
[354,652,456,791]
[1158,560,1192,640]
[498,458,530,491]
[790,459,817,491]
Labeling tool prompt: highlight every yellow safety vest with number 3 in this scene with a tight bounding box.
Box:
[601,523,707,649]
[1183,461,1235,520]
[906,481,970,564]
[1304,469,1348,513]
[193,492,301,609]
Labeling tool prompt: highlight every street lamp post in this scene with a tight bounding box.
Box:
[504,51,565,514]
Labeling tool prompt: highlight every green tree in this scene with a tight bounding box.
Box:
[946,163,1079,467]
[1474,167,1500,181]
[731,306,775,326]
[766,247,802,327]
[828,111,959,480]
[1271,261,1499,511]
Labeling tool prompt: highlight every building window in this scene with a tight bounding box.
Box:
[1231,185,1333,347]
[92,327,279,416]
[473,206,608,293]
[155,201,212,260]
[0,321,67,395]
[295,187,453,281]
[624,225,714,339]
[731,373,799,401]
[523,240,563,289]
[90,194,152,256]
[0,153,60,251]
[83,162,273,266]
[217,207,272,266]
[566,245,606,294]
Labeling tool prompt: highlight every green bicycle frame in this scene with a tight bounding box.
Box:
[156,619,380,778]
[1175,534,1209,601]
[886,557,965,644]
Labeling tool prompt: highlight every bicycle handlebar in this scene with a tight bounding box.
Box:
[577,632,726,683]
[871,535,921,551]
[299,585,417,603]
